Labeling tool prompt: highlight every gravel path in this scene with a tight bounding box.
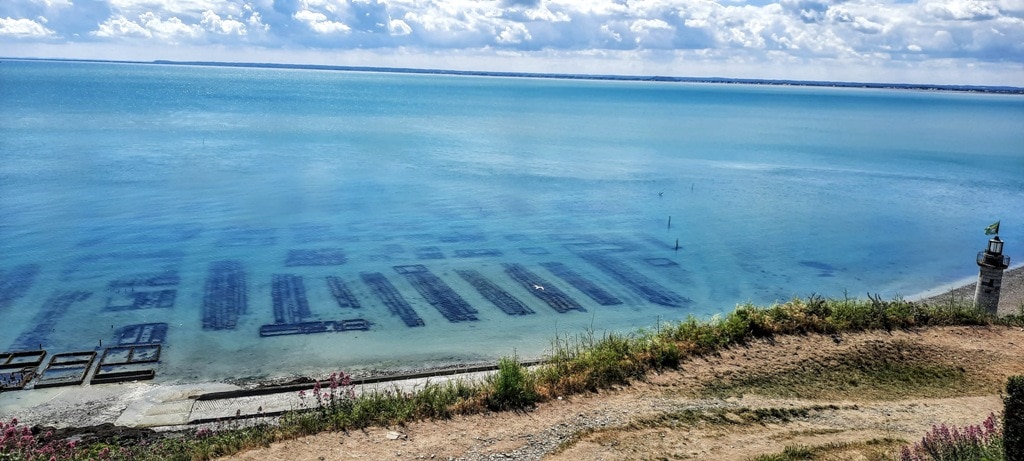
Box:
[225,326,1024,461]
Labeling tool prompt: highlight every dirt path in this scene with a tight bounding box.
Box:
[225,325,1024,461]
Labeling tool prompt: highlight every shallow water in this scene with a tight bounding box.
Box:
[1,60,1022,384]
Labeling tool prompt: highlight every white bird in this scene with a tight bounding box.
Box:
[533,284,545,291]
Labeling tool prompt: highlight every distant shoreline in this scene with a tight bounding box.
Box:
[4,56,1023,95]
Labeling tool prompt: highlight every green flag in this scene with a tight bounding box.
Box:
[984,220,1000,235]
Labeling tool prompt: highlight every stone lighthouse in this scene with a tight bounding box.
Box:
[975,223,1009,315]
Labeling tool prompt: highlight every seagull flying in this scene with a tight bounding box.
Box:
[533,284,545,291]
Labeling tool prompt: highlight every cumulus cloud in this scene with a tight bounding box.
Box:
[202,10,247,35]
[0,16,55,37]
[294,9,351,33]
[925,0,1001,20]
[629,18,675,47]
[93,12,203,42]
[93,15,151,38]
[0,0,1020,84]
[497,21,531,43]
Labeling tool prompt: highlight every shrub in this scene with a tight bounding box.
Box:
[898,413,1003,461]
[0,418,84,461]
[1006,375,1024,460]
[487,356,538,411]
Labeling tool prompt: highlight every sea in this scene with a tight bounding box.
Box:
[1,59,1022,385]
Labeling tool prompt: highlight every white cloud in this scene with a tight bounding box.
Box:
[138,12,202,41]
[0,16,55,37]
[38,0,73,8]
[108,0,240,17]
[0,0,1020,85]
[630,18,674,47]
[600,23,622,42]
[93,15,151,38]
[92,12,202,42]
[925,0,1001,20]
[294,9,351,34]
[244,3,268,32]
[201,10,246,35]
[523,6,571,22]
[497,21,531,43]
[389,18,411,35]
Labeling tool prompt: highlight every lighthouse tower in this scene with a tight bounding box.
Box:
[975,234,1010,315]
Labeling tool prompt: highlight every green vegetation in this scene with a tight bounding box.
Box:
[1005,376,1024,461]
[627,404,851,430]
[701,339,971,400]
[893,376,1023,461]
[754,439,903,461]
[898,413,1004,461]
[753,444,817,461]
[487,356,539,411]
[2,295,1021,461]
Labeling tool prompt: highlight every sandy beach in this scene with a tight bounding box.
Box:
[916,264,1024,317]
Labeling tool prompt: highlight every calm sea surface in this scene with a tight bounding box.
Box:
[1,60,1022,384]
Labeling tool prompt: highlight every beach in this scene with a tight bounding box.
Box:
[2,266,1022,432]
[916,264,1024,317]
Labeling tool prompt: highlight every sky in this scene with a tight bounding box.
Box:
[1,0,1022,86]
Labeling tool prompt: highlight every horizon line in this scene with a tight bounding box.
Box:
[5,56,1024,95]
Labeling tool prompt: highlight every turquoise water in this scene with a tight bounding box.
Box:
[1,60,1023,384]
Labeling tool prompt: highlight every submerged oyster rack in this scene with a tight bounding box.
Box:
[215,227,277,247]
[394,265,478,323]
[105,289,176,311]
[9,291,92,352]
[285,248,347,267]
[578,252,690,308]
[361,272,425,327]
[0,264,40,311]
[503,263,586,313]
[258,319,371,337]
[0,231,698,389]
[540,262,622,306]
[415,246,445,260]
[453,249,503,258]
[271,274,311,324]
[326,276,361,309]
[117,323,168,346]
[259,274,371,337]
[456,269,534,316]
[202,260,248,330]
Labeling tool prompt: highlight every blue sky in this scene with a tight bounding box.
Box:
[1,0,1022,85]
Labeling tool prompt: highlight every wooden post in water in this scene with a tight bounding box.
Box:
[675,239,679,251]
[667,216,672,229]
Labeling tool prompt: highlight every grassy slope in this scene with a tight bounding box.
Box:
[3,295,1022,460]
